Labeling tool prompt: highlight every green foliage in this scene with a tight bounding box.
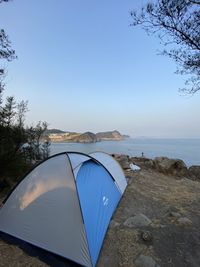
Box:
[0,1,50,188]
[0,29,16,98]
[45,128,66,134]
[0,29,16,61]
[0,1,11,3]
[131,0,200,94]
[25,121,50,162]
[0,96,51,187]
[0,0,16,100]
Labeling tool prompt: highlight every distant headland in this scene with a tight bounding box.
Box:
[45,129,129,143]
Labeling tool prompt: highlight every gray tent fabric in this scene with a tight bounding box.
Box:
[68,153,91,180]
[68,153,90,171]
[0,154,91,267]
[89,152,127,194]
[0,152,127,267]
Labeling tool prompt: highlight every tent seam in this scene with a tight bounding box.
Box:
[66,153,93,267]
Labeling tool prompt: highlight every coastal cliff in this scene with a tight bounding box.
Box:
[47,129,128,143]
[96,130,123,141]
[71,132,98,143]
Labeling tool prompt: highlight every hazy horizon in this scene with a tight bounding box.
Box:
[0,0,200,138]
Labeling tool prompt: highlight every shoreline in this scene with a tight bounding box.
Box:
[116,154,200,179]
[49,138,125,143]
[50,139,200,167]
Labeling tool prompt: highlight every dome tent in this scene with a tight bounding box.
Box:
[0,151,127,267]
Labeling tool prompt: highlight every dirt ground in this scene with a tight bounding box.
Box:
[0,166,200,267]
[97,169,200,267]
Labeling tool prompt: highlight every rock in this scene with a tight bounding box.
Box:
[118,155,131,170]
[135,255,160,267]
[144,159,154,168]
[154,157,187,176]
[96,130,124,141]
[126,169,132,172]
[188,165,200,181]
[109,220,120,228]
[131,157,154,169]
[72,132,97,143]
[141,231,153,241]
[124,214,152,228]
[177,217,192,226]
[169,211,182,218]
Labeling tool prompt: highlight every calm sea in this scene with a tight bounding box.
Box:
[50,138,200,167]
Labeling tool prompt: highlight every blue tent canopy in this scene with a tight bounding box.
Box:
[0,152,127,267]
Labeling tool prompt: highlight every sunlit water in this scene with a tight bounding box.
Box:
[50,138,200,167]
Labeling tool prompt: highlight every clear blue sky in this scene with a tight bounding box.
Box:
[0,0,199,138]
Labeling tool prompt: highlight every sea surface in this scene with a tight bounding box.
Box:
[50,138,200,167]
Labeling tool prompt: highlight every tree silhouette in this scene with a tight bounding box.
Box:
[131,0,200,94]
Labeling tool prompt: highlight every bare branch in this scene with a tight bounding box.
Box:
[130,0,200,94]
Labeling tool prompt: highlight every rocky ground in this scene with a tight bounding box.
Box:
[97,155,200,267]
[0,155,200,267]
